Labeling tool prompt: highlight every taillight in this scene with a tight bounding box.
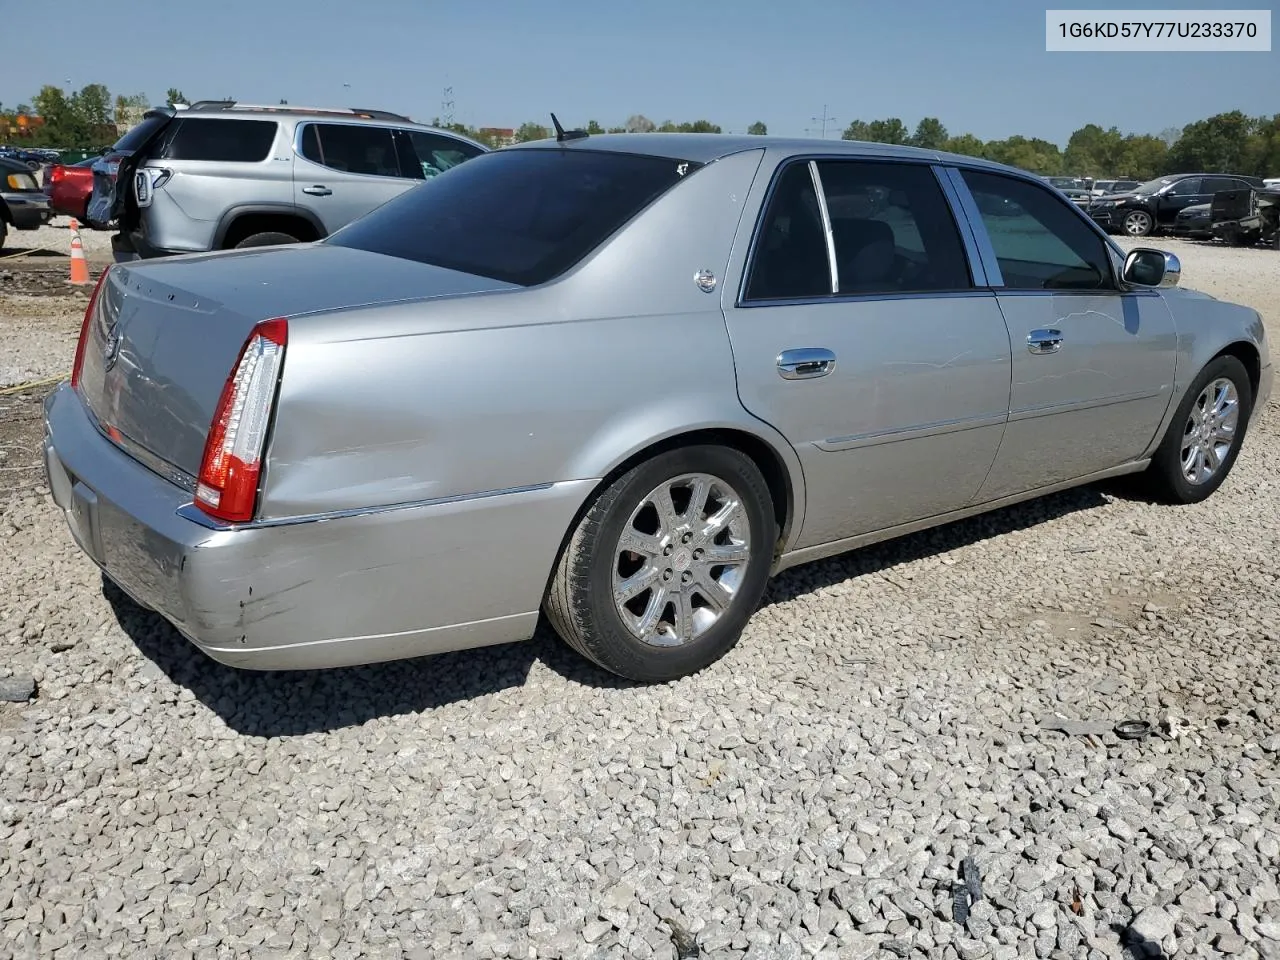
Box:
[70,266,112,390]
[49,165,66,184]
[194,318,288,524]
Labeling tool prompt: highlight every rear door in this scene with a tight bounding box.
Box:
[293,122,417,234]
[951,167,1178,500]
[138,117,286,249]
[721,156,1012,550]
[85,110,174,229]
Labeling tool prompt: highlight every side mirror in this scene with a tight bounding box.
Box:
[1123,248,1180,288]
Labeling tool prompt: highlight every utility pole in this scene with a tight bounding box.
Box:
[807,104,837,139]
[441,83,455,128]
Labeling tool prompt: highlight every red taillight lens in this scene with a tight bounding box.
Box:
[194,318,288,524]
[49,165,66,184]
[70,266,112,390]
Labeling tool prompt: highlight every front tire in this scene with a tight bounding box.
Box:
[545,445,776,682]
[1143,355,1253,504]
[1123,209,1154,237]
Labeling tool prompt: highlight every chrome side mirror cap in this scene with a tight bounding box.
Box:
[1123,248,1181,288]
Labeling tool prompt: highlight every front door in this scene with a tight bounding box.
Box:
[293,122,417,235]
[722,157,1013,550]
[1154,177,1206,226]
[952,167,1179,502]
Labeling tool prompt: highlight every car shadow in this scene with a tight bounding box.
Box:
[104,480,1120,737]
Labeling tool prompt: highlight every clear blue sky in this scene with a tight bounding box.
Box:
[1,0,1275,145]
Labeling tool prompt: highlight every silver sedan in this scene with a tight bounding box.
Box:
[43,132,1272,682]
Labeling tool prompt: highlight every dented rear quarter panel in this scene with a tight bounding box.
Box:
[256,148,807,524]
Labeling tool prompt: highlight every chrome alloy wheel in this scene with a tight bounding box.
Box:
[1180,377,1240,485]
[1123,210,1152,235]
[611,472,751,647]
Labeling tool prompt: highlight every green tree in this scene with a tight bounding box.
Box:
[944,133,986,157]
[1063,123,1126,175]
[841,120,872,141]
[866,118,909,145]
[585,120,606,135]
[166,88,189,107]
[747,121,767,135]
[910,117,948,150]
[1168,110,1256,173]
[515,121,550,142]
[1117,134,1169,180]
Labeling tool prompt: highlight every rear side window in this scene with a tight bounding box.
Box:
[817,160,972,294]
[157,118,278,162]
[326,148,701,287]
[298,123,401,177]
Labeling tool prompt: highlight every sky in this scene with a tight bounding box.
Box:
[0,0,1275,146]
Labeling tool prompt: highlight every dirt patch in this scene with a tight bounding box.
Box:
[0,384,52,501]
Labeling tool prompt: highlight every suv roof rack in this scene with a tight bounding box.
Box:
[183,101,412,122]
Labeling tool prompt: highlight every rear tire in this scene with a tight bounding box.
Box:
[545,445,776,682]
[0,217,7,252]
[233,231,301,249]
[1142,355,1253,504]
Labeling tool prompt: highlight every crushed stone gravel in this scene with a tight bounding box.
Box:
[1,236,1278,959]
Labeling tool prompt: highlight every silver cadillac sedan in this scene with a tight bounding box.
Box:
[43,132,1272,682]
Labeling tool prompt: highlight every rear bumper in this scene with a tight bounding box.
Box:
[1,191,53,229]
[43,383,592,670]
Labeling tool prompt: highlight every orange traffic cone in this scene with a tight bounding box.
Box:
[68,219,90,285]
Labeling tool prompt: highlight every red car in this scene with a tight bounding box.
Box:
[43,157,97,220]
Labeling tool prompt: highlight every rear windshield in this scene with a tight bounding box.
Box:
[111,113,171,153]
[326,148,703,287]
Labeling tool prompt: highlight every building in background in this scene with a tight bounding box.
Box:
[478,127,516,147]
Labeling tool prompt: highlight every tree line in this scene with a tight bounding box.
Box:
[4,83,1276,180]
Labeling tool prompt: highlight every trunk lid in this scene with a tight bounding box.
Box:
[75,243,517,481]
[86,109,175,229]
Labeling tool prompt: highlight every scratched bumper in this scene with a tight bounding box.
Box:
[43,383,590,670]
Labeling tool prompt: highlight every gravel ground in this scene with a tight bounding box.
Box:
[1,237,1279,960]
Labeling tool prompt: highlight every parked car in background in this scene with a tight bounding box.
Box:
[1211,183,1280,249]
[1086,173,1265,236]
[45,134,1271,683]
[1089,179,1141,198]
[1043,176,1093,203]
[43,156,99,221]
[0,155,54,250]
[1170,201,1214,239]
[86,101,489,260]
[0,146,62,170]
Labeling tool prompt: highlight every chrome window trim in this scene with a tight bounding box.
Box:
[737,289,998,310]
[807,160,839,294]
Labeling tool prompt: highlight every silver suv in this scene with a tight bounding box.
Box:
[86,101,488,260]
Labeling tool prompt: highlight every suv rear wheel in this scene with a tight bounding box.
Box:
[234,231,302,249]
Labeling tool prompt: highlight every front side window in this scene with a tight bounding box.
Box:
[298,123,401,178]
[327,148,701,287]
[1166,178,1203,197]
[404,131,484,178]
[959,169,1115,291]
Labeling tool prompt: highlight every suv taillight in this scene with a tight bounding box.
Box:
[195,318,288,524]
[49,165,66,184]
[70,266,111,390]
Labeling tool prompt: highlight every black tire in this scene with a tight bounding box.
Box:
[0,217,7,252]
[545,445,776,682]
[1122,209,1154,237]
[233,231,301,249]
[1143,354,1253,504]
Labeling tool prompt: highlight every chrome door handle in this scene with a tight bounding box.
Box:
[302,185,332,196]
[1027,329,1063,354]
[777,347,836,379]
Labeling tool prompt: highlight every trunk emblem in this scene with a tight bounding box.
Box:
[103,330,121,370]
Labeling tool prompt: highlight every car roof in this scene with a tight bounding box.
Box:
[0,156,33,175]
[163,103,489,150]
[504,132,1040,178]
